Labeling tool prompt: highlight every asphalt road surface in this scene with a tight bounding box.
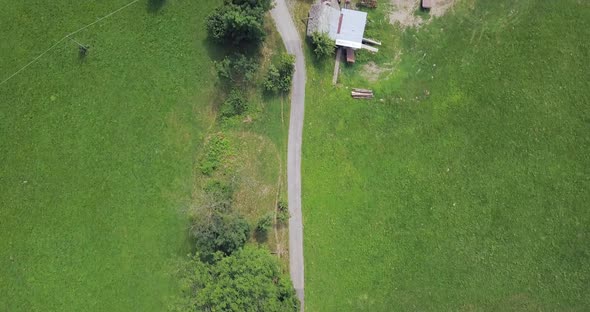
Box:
[270,1,306,310]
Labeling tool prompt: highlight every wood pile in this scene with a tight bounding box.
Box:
[358,0,377,8]
[351,88,374,99]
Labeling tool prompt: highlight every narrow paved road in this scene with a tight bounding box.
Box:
[270,1,306,310]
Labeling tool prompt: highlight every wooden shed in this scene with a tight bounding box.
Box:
[421,0,432,9]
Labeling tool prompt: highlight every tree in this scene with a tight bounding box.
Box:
[206,0,270,45]
[172,247,299,312]
[310,31,335,59]
[191,212,250,256]
[263,53,295,94]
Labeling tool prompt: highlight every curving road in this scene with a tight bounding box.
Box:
[270,1,306,310]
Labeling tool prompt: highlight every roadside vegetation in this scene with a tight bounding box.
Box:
[298,0,590,311]
[169,0,299,311]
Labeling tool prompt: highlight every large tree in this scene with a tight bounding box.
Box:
[173,247,300,312]
[191,212,250,256]
[206,0,273,45]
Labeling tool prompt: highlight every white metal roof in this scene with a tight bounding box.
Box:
[336,9,367,49]
[308,6,368,49]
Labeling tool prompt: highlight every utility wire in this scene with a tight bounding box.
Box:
[0,0,140,87]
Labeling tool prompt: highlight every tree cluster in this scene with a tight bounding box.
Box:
[206,0,273,45]
[172,247,299,312]
[263,54,295,94]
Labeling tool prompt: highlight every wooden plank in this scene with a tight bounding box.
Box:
[352,88,372,93]
[361,44,379,53]
[362,38,382,46]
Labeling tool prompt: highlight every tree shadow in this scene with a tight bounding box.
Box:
[147,0,166,13]
[254,230,268,243]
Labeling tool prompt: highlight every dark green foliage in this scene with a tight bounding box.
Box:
[214,53,258,86]
[263,53,295,93]
[310,31,334,59]
[206,0,272,45]
[256,213,273,234]
[277,199,289,224]
[221,89,248,117]
[191,212,250,256]
[199,133,230,175]
[231,0,273,11]
[173,247,299,312]
[263,64,281,92]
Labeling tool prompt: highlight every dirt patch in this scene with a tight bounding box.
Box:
[431,0,456,17]
[360,52,400,82]
[361,61,390,82]
[389,0,456,28]
[389,0,424,28]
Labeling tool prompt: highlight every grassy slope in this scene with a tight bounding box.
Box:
[198,21,291,261]
[0,1,219,311]
[303,0,590,310]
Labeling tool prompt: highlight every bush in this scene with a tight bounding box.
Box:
[263,53,295,94]
[256,213,273,235]
[214,54,258,86]
[310,31,335,59]
[221,89,248,117]
[199,134,230,175]
[203,180,234,213]
[277,200,289,224]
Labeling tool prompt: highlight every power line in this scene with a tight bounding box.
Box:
[0,0,140,87]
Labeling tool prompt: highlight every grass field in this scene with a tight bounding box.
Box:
[0,1,220,311]
[302,0,590,310]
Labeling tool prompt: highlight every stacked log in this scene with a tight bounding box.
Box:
[351,88,374,99]
[358,0,377,8]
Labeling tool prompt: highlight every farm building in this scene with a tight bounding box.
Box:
[307,3,368,50]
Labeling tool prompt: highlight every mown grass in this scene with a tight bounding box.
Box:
[0,1,220,311]
[302,0,590,311]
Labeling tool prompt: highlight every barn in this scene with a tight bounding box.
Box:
[307,3,368,50]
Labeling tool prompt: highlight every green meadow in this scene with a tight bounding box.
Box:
[0,1,220,311]
[302,0,590,311]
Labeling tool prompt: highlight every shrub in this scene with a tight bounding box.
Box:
[221,89,248,117]
[263,53,295,94]
[310,31,335,59]
[277,200,289,224]
[199,134,230,175]
[214,53,258,86]
[256,213,273,234]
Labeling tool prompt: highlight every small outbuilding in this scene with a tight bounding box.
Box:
[421,0,432,10]
[307,4,368,50]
